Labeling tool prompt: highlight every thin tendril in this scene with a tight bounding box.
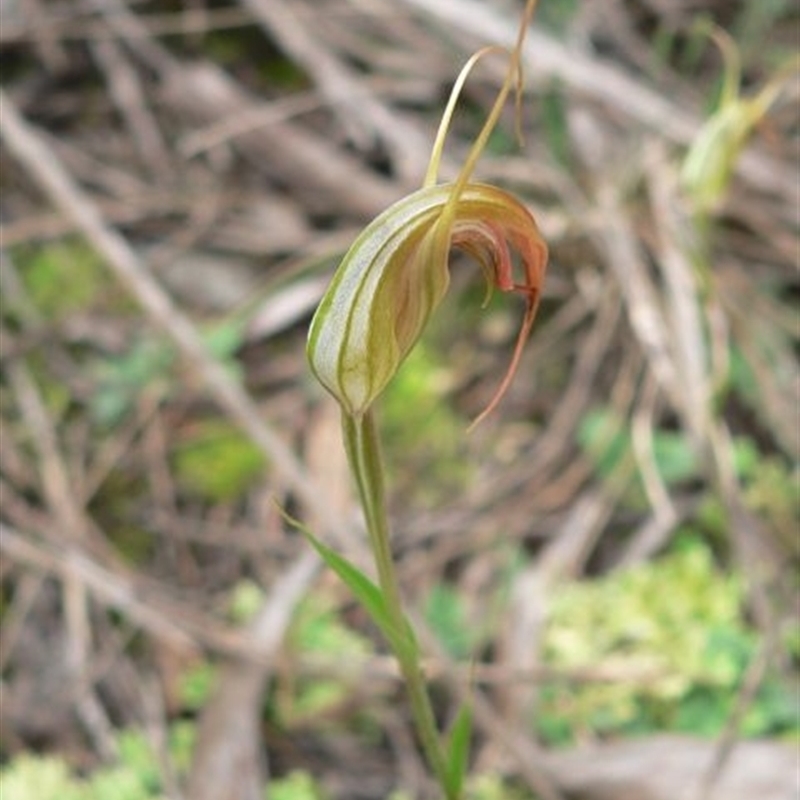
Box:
[705,24,741,109]
[423,45,507,189]
[436,0,539,245]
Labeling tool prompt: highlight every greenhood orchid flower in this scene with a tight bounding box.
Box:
[307,180,547,423]
[307,25,548,427]
[681,23,799,214]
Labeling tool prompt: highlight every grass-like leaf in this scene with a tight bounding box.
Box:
[444,703,473,799]
[276,504,413,657]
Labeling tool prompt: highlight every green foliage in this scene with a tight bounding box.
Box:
[91,321,244,427]
[228,578,267,624]
[178,662,217,711]
[0,355,71,430]
[114,729,163,794]
[173,420,265,502]
[424,582,476,660]
[741,678,800,738]
[0,727,170,800]
[202,319,248,364]
[546,539,747,685]
[578,407,700,495]
[86,468,153,565]
[19,239,108,319]
[290,594,372,661]
[537,538,798,741]
[166,721,196,773]
[0,756,84,800]
[380,341,469,502]
[282,589,374,722]
[578,407,633,479]
[269,771,326,800]
[728,342,759,407]
[577,407,783,522]
[388,773,534,800]
[91,337,173,426]
[285,509,414,660]
[444,704,473,800]
[541,81,571,168]
[535,0,580,34]
[468,775,532,800]
[483,125,519,158]
[0,736,331,800]
[744,458,799,551]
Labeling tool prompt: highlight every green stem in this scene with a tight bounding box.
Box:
[342,409,455,799]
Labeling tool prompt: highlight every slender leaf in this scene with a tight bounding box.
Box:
[444,703,473,798]
[275,504,411,654]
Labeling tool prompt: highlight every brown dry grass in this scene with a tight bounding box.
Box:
[1,1,797,799]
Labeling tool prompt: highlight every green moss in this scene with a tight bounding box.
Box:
[172,420,266,502]
[536,538,797,741]
[424,582,477,660]
[0,724,200,800]
[380,342,471,502]
[19,240,108,319]
[269,771,326,800]
[0,756,84,800]
[281,593,374,723]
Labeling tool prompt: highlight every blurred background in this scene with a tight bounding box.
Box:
[0,1,797,799]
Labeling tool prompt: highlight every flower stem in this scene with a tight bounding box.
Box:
[342,409,456,798]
